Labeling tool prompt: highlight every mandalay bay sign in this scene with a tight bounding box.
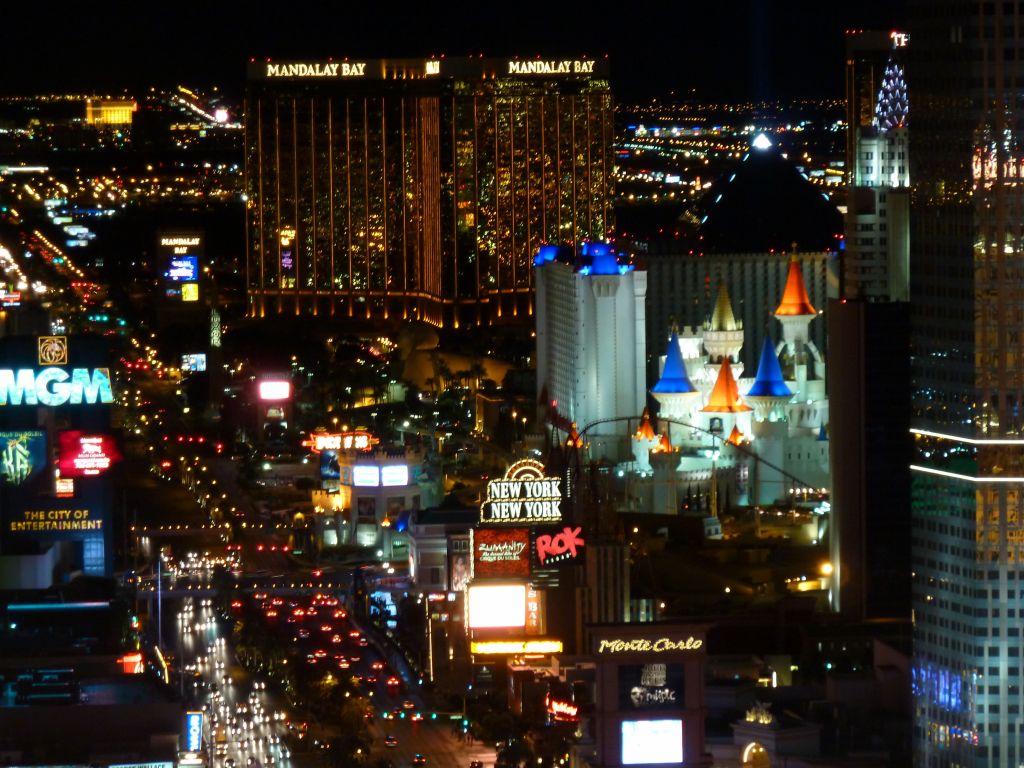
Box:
[480,459,563,525]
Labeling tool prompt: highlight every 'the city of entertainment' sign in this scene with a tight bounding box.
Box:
[480,459,563,525]
[0,368,114,406]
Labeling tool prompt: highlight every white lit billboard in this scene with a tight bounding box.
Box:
[258,380,291,401]
[352,465,380,487]
[381,465,409,487]
[467,583,526,629]
[620,720,683,765]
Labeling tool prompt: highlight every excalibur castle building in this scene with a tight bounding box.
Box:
[244,57,614,327]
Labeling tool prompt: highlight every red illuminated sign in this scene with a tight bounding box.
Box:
[301,431,377,453]
[473,527,531,579]
[535,526,585,566]
[545,693,579,722]
[58,431,121,477]
[118,652,143,674]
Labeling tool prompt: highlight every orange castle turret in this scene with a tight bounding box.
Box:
[774,253,817,317]
[702,359,752,413]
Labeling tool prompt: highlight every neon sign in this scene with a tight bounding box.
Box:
[303,431,377,452]
[480,460,562,525]
[545,694,579,722]
[266,62,367,78]
[0,367,114,406]
[58,431,121,477]
[535,526,584,565]
[38,336,67,366]
[597,637,703,654]
[166,256,198,282]
[185,711,204,752]
[474,527,531,579]
[470,639,563,655]
[507,60,595,75]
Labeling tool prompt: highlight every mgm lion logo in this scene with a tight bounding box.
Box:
[38,336,68,366]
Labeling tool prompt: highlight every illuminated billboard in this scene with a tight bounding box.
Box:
[467,584,526,629]
[181,353,207,372]
[479,459,562,525]
[184,710,204,752]
[258,380,291,401]
[471,639,563,655]
[352,465,380,487]
[181,283,199,302]
[57,431,121,477]
[545,693,579,722]
[534,525,585,567]
[618,664,685,710]
[526,587,544,635]
[7,505,104,537]
[0,431,46,486]
[473,527,530,579]
[381,465,409,487]
[0,367,114,406]
[302,431,377,453]
[159,234,202,272]
[620,720,683,765]
[166,255,198,282]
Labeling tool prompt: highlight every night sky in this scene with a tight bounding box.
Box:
[4,0,904,101]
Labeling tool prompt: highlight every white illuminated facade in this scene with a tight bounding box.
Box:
[311,445,441,552]
[634,265,830,514]
[534,243,647,460]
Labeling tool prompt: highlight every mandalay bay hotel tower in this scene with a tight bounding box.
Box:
[244,57,614,327]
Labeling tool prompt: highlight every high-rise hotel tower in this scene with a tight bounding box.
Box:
[244,57,614,326]
[910,2,1024,766]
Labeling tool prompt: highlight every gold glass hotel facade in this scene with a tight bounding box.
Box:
[244,57,614,326]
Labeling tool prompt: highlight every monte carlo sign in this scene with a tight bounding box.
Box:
[480,459,563,525]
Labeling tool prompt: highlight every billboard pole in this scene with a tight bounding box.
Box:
[157,554,163,651]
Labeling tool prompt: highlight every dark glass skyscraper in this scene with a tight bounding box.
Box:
[244,57,613,327]
[910,3,1024,766]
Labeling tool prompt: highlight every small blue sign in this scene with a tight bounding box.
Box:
[185,710,203,752]
[166,255,199,282]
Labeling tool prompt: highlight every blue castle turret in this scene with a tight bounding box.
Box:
[652,332,697,394]
[747,336,792,398]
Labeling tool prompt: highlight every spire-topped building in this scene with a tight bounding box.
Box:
[746,336,793,422]
[703,283,745,369]
[701,359,751,414]
[829,29,912,623]
[874,55,908,131]
[774,252,825,400]
[643,255,829,510]
[651,331,702,426]
[845,40,910,302]
[774,254,818,317]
